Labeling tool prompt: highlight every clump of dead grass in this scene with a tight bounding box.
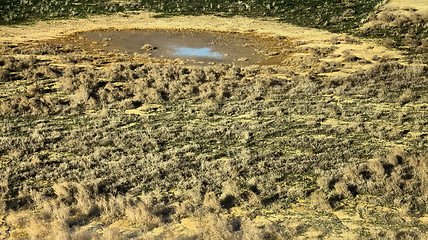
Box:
[315,149,428,215]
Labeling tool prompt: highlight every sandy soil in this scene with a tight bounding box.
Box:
[0,11,404,75]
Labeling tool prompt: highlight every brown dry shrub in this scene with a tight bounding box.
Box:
[50,220,71,240]
[198,82,217,100]
[287,75,319,96]
[0,56,16,69]
[334,181,353,198]
[0,94,59,116]
[239,217,264,240]
[145,88,164,103]
[282,54,321,72]
[203,192,221,212]
[369,229,425,240]
[404,33,421,47]
[52,182,74,203]
[57,76,76,93]
[97,196,128,220]
[341,165,359,183]
[398,89,416,106]
[173,200,196,219]
[23,217,49,239]
[0,69,10,82]
[75,184,99,217]
[6,210,29,229]
[246,191,262,207]
[392,15,410,26]
[201,214,290,240]
[72,85,91,107]
[102,225,126,240]
[201,213,234,240]
[200,99,219,115]
[0,171,8,215]
[368,158,385,179]
[383,38,396,48]
[26,84,43,96]
[310,190,332,212]
[377,11,396,23]
[342,50,362,62]
[125,202,161,230]
[70,227,100,240]
[221,180,240,199]
[317,150,428,213]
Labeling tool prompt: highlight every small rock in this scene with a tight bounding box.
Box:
[268,51,280,56]
[238,57,249,62]
[118,12,129,18]
[273,34,285,40]
[141,44,156,51]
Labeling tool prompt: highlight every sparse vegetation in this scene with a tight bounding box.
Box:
[356,2,428,62]
[0,0,124,25]
[1,0,428,239]
[0,38,427,238]
[1,0,383,33]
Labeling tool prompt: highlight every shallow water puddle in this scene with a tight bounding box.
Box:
[172,47,224,58]
[75,29,291,65]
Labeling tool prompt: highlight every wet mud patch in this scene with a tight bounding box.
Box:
[55,29,293,66]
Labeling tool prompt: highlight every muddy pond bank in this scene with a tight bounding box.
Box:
[55,28,293,66]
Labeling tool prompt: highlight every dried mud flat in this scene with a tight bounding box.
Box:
[0,9,427,240]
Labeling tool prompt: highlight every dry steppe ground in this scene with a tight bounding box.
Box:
[0,2,427,240]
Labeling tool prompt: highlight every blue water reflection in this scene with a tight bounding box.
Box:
[172,47,223,58]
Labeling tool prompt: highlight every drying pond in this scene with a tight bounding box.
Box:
[68,29,292,65]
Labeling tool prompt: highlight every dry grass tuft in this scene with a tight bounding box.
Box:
[125,202,161,230]
[203,192,221,212]
[310,190,332,212]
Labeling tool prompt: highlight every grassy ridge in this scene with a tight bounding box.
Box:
[1,0,382,32]
[138,0,383,32]
[0,0,124,24]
